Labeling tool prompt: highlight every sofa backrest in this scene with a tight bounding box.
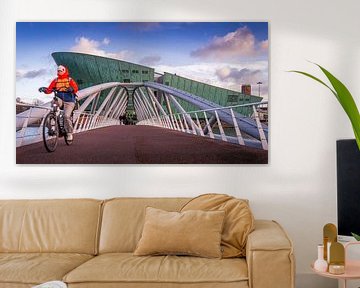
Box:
[99,197,190,253]
[0,199,102,254]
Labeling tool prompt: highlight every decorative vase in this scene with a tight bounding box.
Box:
[314,244,328,272]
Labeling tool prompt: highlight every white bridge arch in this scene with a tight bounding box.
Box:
[16,82,268,150]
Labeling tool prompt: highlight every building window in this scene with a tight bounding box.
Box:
[142,70,148,74]
[227,95,239,103]
[122,69,129,73]
[132,70,139,74]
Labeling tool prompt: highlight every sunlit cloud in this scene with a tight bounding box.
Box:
[259,40,268,51]
[70,36,133,61]
[216,66,268,97]
[191,26,268,61]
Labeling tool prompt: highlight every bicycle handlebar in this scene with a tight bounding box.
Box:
[39,88,74,94]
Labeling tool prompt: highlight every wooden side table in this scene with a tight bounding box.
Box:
[312,242,360,288]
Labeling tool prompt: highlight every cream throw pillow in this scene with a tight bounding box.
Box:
[181,194,255,258]
[134,207,225,258]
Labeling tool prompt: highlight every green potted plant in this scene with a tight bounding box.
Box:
[291,64,360,241]
[290,63,360,150]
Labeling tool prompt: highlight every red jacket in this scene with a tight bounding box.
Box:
[44,67,78,94]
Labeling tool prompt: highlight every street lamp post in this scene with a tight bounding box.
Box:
[257,82,263,97]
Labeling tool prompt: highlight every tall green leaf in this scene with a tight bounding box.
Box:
[351,232,360,241]
[290,64,360,150]
[316,65,360,149]
[289,70,337,98]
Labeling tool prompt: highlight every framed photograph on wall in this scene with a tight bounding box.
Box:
[16,22,269,164]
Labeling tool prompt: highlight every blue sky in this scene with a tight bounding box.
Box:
[16,22,268,102]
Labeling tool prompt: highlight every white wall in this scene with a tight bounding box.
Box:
[1,0,359,287]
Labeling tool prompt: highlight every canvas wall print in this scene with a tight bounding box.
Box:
[16,22,269,164]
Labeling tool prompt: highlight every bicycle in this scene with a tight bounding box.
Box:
[42,89,75,152]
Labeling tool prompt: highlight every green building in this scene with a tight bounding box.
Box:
[52,52,155,88]
[52,52,262,116]
[160,72,262,116]
[52,52,154,111]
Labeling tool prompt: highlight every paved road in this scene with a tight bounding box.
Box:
[16,126,268,164]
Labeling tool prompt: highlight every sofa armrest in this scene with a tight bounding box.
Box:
[246,220,295,288]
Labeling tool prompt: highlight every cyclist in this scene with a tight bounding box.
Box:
[39,65,78,141]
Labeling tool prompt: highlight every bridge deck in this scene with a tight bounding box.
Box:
[16,126,267,164]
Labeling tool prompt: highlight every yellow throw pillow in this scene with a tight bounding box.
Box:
[134,207,225,258]
[181,194,254,258]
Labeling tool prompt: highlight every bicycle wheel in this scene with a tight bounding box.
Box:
[43,113,59,152]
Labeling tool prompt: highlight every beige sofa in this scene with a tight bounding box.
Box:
[0,198,295,288]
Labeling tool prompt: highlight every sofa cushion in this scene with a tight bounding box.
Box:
[181,194,254,258]
[63,253,248,285]
[134,207,225,258]
[99,198,190,253]
[0,199,103,254]
[0,253,93,285]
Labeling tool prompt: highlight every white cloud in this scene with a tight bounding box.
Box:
[216,67,263,83]
[191,26,268,61]
[70,36,133,60]
[155,63,218,85]
[215,66,268,97]
[16,68,48,80]
[139,55,161,66]
[102,37,110,45]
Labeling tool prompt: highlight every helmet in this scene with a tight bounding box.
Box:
[57,65,67,76]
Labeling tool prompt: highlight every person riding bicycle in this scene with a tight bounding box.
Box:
[39,65,78,141]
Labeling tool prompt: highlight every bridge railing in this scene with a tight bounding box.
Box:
[16,104,120,148]
[137,101,268,150]
[16,82,126,148]
[73,111,119,133]
[16,104,51,147]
